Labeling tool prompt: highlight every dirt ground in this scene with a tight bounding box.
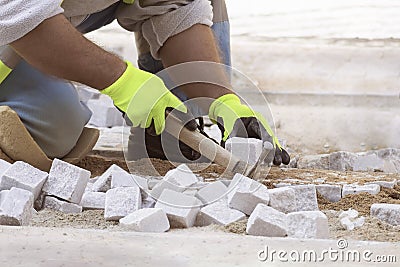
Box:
[34,152,398,243]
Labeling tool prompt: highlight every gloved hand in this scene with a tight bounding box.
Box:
[208,94,290,165]
[101,61,195,134]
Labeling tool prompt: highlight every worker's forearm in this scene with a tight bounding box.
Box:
[10,14,125,90]
[159,24,233,101]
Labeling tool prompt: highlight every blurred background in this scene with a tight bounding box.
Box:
[85,0,400,155]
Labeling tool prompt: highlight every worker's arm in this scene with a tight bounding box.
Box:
[11,14,193,134]
[11,14,125,89]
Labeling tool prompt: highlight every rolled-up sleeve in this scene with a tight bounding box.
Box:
[0,0,64,46]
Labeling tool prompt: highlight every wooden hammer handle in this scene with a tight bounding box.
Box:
[164,112,247,174]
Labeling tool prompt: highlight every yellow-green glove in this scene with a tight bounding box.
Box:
[209,94,290,165]
[101,61,187,135]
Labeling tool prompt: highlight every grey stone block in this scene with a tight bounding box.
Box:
[119,208,170,233]
[195,181,227,204]
[329,151,357,171]
[195,199,246,226]
[225,137,263,165]
[154,189,201,228]
[268,187,297,213]
[290,184,319,211]
[353,153,385,172]
[105,187,141,221]
[0,187,34,226]
[315,184,342,202]
[0,161,48,200]
[342,184,380,197]
[246,204,287,237]
[297,154,330,170]
[227,173,270,215]
[370,203,400,226]
[92,164,125,192]
[79,192,106,210]
[44,196,82,214]
[287,211,329,239]
[42,159,90,204]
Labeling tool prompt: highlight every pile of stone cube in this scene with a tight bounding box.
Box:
[1,142,399,235]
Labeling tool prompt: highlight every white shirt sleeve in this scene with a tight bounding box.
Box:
[0,0,64,46]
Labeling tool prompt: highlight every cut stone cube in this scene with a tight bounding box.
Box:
[0,161,48,200]
[370,203,400,226]
[119,208,170,232]
[79,192,106,210]
[87,99,124,127]
[315,184,342,202]
[196,199,246,226]
[339,209,359,220]
[105,187,141,221]
[0,187,34,226]
[92,164,125,192]
[163,164,198,187]
[365,180,397,189]
[111,171,148,191]
[287,211,329,239]
[227,173,270,215]
[290,184,319,211]
[246,204,287,237]
[42,159,90,204]
[268,187,296,213]
[0,159,11,176]
[154,189,201,228]
[195,181,227,204]
[353,153,385,172]
[329,151,357,171]
[43,196,82,214]
[225,137,263,165]
[297,154,330,170]
[342,184,380,197]
[150,165,198,200]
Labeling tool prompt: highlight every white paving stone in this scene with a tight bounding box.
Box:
[267,187,296,213]
[342,184,380,197]
[0,187,34,226]
[0,159,11,176]
[79,192,106,210]
[246,204,287,237]
[42,159,90,204]
[329,151,358,171]
[297,154,330,170]
[119,208,170,233]
[315,184,342,202]
[111,171,148,191]
[105,187,141,221]
[195,181,227,204]
[290,184,319,211]
[150,165,198,200]
[195,199,246,226]
[154,189,201,228]
[370,203,400,226]
[163,164,198,187]
[92,164,125,192]
[87,98,124,127]
[44,196,82,214]
[287,211,329,239]
[0,161,48,200]
[365,180,397,189]
[227,173,270,215]
[339,209,359,220]
[225,137,263,165]
[353,153,385,172]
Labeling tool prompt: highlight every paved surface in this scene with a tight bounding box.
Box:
[0,226,399,266]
